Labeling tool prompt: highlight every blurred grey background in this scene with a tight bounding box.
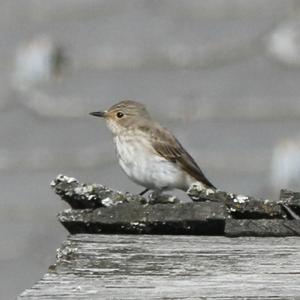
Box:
[2,1,300,298]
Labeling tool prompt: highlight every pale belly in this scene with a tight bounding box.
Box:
[114,136,194,191]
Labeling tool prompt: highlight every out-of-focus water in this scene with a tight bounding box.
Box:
[1,1,300,298]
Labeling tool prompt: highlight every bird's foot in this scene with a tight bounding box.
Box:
[147,190,160,203]
[147,191,179,204]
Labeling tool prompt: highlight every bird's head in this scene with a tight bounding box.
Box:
[90,100,151,135]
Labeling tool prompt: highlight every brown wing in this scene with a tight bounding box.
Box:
[150,124,215,189]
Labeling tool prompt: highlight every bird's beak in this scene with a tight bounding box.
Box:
[89,111,106,118]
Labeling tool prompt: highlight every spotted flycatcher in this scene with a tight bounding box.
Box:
[90,100,215,195]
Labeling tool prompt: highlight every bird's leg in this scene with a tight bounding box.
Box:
[139,188,149,196]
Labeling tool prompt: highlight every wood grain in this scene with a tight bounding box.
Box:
[19,234,300,299]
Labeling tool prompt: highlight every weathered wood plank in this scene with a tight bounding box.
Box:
[52,175,300,236]
[19,234,300,299]
[52,174,293,219]
[225,219,300,237]
[58,202,227,234]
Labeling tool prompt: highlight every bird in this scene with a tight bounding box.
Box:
[90,100,215,196]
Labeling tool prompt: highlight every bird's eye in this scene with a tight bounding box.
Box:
[116,112,124,118]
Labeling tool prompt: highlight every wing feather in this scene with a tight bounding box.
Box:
[150,124,215,189]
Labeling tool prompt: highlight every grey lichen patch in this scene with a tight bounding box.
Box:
[51,174,182,209]
[187,184,224,202]
[187,182,206,201]
[225,194,284,219]
[101,197,115,207]
[51,174,146,209]
[187,182,285,219]
[234,195,248,203]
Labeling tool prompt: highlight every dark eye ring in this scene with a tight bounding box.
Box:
[116,112,124,118]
